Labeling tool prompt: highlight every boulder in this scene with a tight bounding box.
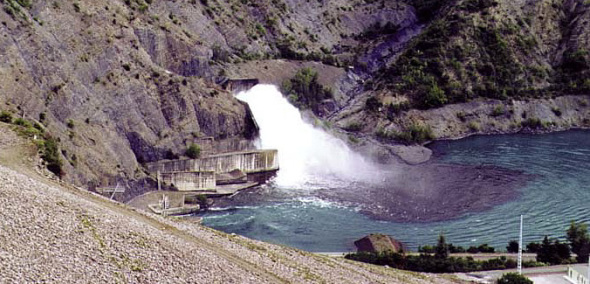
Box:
[354,234,404,253]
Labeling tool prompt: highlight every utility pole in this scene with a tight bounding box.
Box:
[157,170,161,191]
[518,215,523,275]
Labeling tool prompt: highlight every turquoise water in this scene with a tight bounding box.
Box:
[201,130,590,252]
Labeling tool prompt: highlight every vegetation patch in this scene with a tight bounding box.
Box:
[496,272,533,284]
[0,111,13,123]
[281,67,333,114]
[42,136,64,177]
[346,235,517,273]
[185,143,201,159]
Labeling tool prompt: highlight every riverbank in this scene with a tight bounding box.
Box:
[338,94,590,166]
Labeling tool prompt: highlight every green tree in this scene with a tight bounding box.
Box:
[478,243,495,253]
[567,221,590,263]
[526,242,540,253]
[435,233,449,259]
[554,240,571,262]
[185,144,201,159]
[496,272,533,284]
[507,240,519,253]
[536,236,570,265]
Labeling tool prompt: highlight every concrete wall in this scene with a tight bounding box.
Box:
[147,149,279,175]
[222,79,260,92]
[160,171,216,191]
[568,265,589,284]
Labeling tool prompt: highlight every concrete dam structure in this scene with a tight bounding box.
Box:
[221,78,260,93]
[146,149,279,192]
[147,149,278,175]
[159,171,216,192]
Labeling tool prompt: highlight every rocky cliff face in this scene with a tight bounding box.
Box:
[0,0,259,187]
[0,0,589,187]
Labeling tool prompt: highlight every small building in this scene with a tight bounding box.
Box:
[566,264,589,284]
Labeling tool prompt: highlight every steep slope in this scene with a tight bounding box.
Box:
[0,0,419,191]
[371,0,590,107]
[0,125,462,284]
[0,0,589,192]
[0,0,262,189]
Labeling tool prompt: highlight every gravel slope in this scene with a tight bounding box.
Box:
[0,127,462,283]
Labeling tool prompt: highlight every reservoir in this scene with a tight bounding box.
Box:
[200,85,590,252]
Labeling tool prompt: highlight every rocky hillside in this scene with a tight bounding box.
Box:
[0,0,589,186]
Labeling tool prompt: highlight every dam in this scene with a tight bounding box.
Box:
[147,149,278,175]
[220,78,260,93]
[146,149,279,191]
[128,149,278,216]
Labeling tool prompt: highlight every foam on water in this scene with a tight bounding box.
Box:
[236,84,377,189]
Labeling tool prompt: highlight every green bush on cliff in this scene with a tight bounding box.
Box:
[186,144,201,159]
[42,136,64,178]
[521,118,543,129]
[281,67,333,113]
[395,123,435,144]
[0,111,13,123]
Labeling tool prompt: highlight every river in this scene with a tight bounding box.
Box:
[200,85,590,252]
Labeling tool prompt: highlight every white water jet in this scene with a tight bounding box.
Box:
[237,84,377,188]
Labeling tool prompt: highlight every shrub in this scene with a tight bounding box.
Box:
[280,67,333,112]
[14,117,32,127]
[196,194,208,208]
[365,97,382,112]
[422,83,448,108]
[418,245,435,253]
[345,251,517,273]
[66,119,75,129]
[467,246,479,253]
[468,121,480,132]
[387,102,411,118]
[562,49,588,72]
[395,123,434,144]
[526,242,541,253]
[0,111,13,123]
[551,107,562,117]
[456,111,467,122]
[478,243,495,253]
[491,105,505,117]
[521,118,543,129]
[566,221,590,263]
[343,122,363,132]
[42,137,64,178]
[536,236,571,265]
[496,272,533,284]
[507,240,519,253]
[186,144,201,159]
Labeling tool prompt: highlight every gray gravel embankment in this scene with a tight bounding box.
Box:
[0,125,461,283]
